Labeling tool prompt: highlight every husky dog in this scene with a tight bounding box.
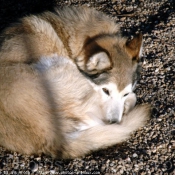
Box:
[0,7,150,158]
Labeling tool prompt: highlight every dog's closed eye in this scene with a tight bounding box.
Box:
[123,93,129,97]
[102,88,110,96]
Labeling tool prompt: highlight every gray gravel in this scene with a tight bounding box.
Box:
[0,0,175,174]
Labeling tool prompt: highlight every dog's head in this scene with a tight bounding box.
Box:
[76,33,143,122]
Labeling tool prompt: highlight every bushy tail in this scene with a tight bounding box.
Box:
[64,104,151,158]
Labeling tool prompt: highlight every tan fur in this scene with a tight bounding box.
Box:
[0,7,150,158]
[0,7,142,90]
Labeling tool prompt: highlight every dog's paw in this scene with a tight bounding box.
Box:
[123,92,137,115]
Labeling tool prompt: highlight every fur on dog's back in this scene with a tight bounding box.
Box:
[0,7,119,63]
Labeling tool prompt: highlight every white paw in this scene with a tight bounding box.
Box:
[123,93,137,114]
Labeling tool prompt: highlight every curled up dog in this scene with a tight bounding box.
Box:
[0,7,151,158]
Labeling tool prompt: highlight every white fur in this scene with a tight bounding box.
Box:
[139,41,143,58]
[91,82,135,123]
[34,54,74,72]
[132,80,137,91]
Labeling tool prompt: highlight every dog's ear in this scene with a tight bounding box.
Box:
[125,33,143,61]
[85,52,111,74]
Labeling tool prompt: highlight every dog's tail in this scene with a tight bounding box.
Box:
[63,104,151,158]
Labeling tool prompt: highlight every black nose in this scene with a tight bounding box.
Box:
[109,118,121,124]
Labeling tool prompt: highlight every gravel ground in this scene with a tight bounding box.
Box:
[0,0,175,174]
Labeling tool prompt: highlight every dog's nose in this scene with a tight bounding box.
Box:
[109,108,123,124]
